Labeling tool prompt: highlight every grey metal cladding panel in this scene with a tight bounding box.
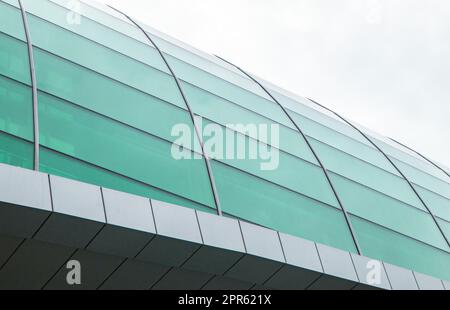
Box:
[316,244,358,282]
[49,175,105,222]
[87,189,156,257]
[239,221,285,262]
[183,211,246,275]
[0,165,52,238]
[151,199,202,244]
[102,188,155,233]
[278,232,323,272]
[351,254,391,290]
[151,267,213,290]
[0,164,52,212]
[44,249,124,290]
[99,259,170,290]
[443,281,450,290]
[0,239,74,290]
[196,211,245,252]
[384,263,419,290]
[414,272,445,290]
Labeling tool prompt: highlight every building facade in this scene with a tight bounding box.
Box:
[0,0,449,289]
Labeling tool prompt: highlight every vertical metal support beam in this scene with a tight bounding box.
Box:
[108,6,223,216]
[389,137,450,179]
[18,0,39,171]
[215,55,362,255]
[306,97,450,248]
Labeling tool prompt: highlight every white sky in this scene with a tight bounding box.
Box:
[101,0,450,167]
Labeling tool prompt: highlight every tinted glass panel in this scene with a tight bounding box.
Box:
[40,147,214,213]
[202,119,338,208]
[331,172,448,250]
[46,0,150,45]
[38,91,215,208]
[310,138,425,210]
[414,184,450,222]
[0,33,30,85]
[391,156,450,200]
[0,0,25,40]
[22,0,168,73]
[0,76,33,141]
[212,161,357,253]
[437,219,450,243]
[351,215,450,281]
[29,24,183,109]
[166,54,296,130]
[288,109,399,175]
[182,81,317,164]
[0,131,33,169]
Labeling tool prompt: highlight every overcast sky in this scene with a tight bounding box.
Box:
[101,0,450,167]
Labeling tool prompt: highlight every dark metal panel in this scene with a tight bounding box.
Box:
[43,249,123,290]
[99,259,170,290]
[0,239,74,290]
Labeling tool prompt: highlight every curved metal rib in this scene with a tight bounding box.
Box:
[215,55,362,255]
[306,97,450,249]
[389,137,450,179]
[18,0,39,171]
[109,6,223,216]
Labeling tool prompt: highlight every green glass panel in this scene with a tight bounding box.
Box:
[0,0,25,40]
[21,0,168,73]
[0,32,30,85]
[32,45,198,148]
[0,130,33,169]
[437,219,450,243]
[212,161,357,253]
[46,0,150,46]
[33,49,201,149]
[0,76,33,141]
[200,119,338,208]
[147,31,271,101]
[310,137,424,210]
[331,172,448,250]
[167,54,296,130]
[29,22,183,108]
[182,81,317,164]
[414,184,450,222]
[371,135,449,183]
[38,91,215,208]
[351,215,450,281]
[272,90,372,146]
[391,156,450,200]
[40,147,214,214]
[288,109,399,176]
